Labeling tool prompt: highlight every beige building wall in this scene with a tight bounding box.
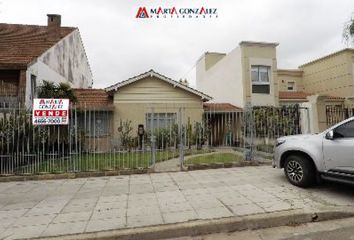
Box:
[277,69,304,92]
[204,52,226,71]
[240,42,279,106]
[196,49,244,107]
[112,76,204,138]
[299,49,354,97]
[196,41,279,108]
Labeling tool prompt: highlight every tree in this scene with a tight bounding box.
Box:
[37,81,77,103]
[36,81,77,149]
[343,13,354,46]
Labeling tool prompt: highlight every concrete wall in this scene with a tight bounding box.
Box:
[300,50,354,97]
[240,43,278,106]
[196,48,244,107]
[24,29,93,107]
[26,61,68,106]
[196,52,225,88]
[39,30,93,88]
[112,76,205,138]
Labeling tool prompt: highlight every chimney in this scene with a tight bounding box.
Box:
[47,14,61,41]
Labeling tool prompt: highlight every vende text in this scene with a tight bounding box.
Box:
[34,110,68,117]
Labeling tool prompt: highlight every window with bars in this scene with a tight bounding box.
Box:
[251,65,271,94]
[146,113,176,130]
[78,111,112,137]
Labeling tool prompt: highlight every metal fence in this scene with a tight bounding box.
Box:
[326,105,354,127]
[0,104,308,176]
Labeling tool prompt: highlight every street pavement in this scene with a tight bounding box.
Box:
[0,166,354,239]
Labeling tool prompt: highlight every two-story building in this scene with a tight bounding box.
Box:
[0,14,93,109]
[197,41,279,108]
[196,42,354,133]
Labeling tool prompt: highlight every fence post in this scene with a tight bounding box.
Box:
[150,107,156,171]
[244,103,254,161]
[151,135,156,170]
[178,108,184,170]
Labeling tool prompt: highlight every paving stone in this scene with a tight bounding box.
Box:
[2,201,38,210]
[0,209,28,220]
[160,202,194,213]
[12,214,56,227]
[0,217,17,228]
[95,201,127,210]
[257,201,293,212]
[0,166,354,239]
[127,214,164,228]
[229,203,265,216]
[196,207,233,219]
[0,224,48,240]
[41,221,87,237]
[127,206,160,217]
[91,208,126,220]
[163,210,198,223]
[52,211,92,223]
[86,217,126,232]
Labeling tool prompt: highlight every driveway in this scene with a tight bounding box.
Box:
[0,166,354,239]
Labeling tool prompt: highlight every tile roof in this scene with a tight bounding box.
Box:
[73,88,114,110]
[0,23,75,68]
[279,91,311,100]
[203,103,242,112]
[279,91,344,101]
[326,95,345,100]
[105,69,212,102]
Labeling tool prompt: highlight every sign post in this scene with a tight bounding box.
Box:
[32,99,70,125]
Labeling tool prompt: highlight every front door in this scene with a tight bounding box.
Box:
[323,120,354,173]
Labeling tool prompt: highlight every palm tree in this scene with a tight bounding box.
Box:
[36,80,77,148]
[37,80,77,103]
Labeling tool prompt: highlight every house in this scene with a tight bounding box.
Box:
[0,14,93,109]
[196,42,354,133]
[73,88,114,152]
[276,49,354,131]
[196,41,279,108]
[105,69,212,140]
[196,42,354,106]
[298,48,354,98]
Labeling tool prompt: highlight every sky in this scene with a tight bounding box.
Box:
[0,0,353,88]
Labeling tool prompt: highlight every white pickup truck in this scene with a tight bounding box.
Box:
[273,117,354,187]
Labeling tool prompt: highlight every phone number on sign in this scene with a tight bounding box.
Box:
[33,117,68,125]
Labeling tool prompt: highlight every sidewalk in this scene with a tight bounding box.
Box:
[0,166,354,239]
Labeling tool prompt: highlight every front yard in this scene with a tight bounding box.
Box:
[15,149,212,174]
[185,152,243,165]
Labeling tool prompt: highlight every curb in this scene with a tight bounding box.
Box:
[34,208,354,240]
[186,160,271,171]
[0,163,272,182]
[0,168,152,182]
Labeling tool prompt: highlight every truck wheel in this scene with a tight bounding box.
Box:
[284,155,316,188]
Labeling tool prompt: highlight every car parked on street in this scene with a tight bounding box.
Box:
[273,116,354,187]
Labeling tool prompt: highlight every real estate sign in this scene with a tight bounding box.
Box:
[32,99,69,125]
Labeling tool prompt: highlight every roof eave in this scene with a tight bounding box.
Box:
[105,70,213,101]
[0,63,28,70]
